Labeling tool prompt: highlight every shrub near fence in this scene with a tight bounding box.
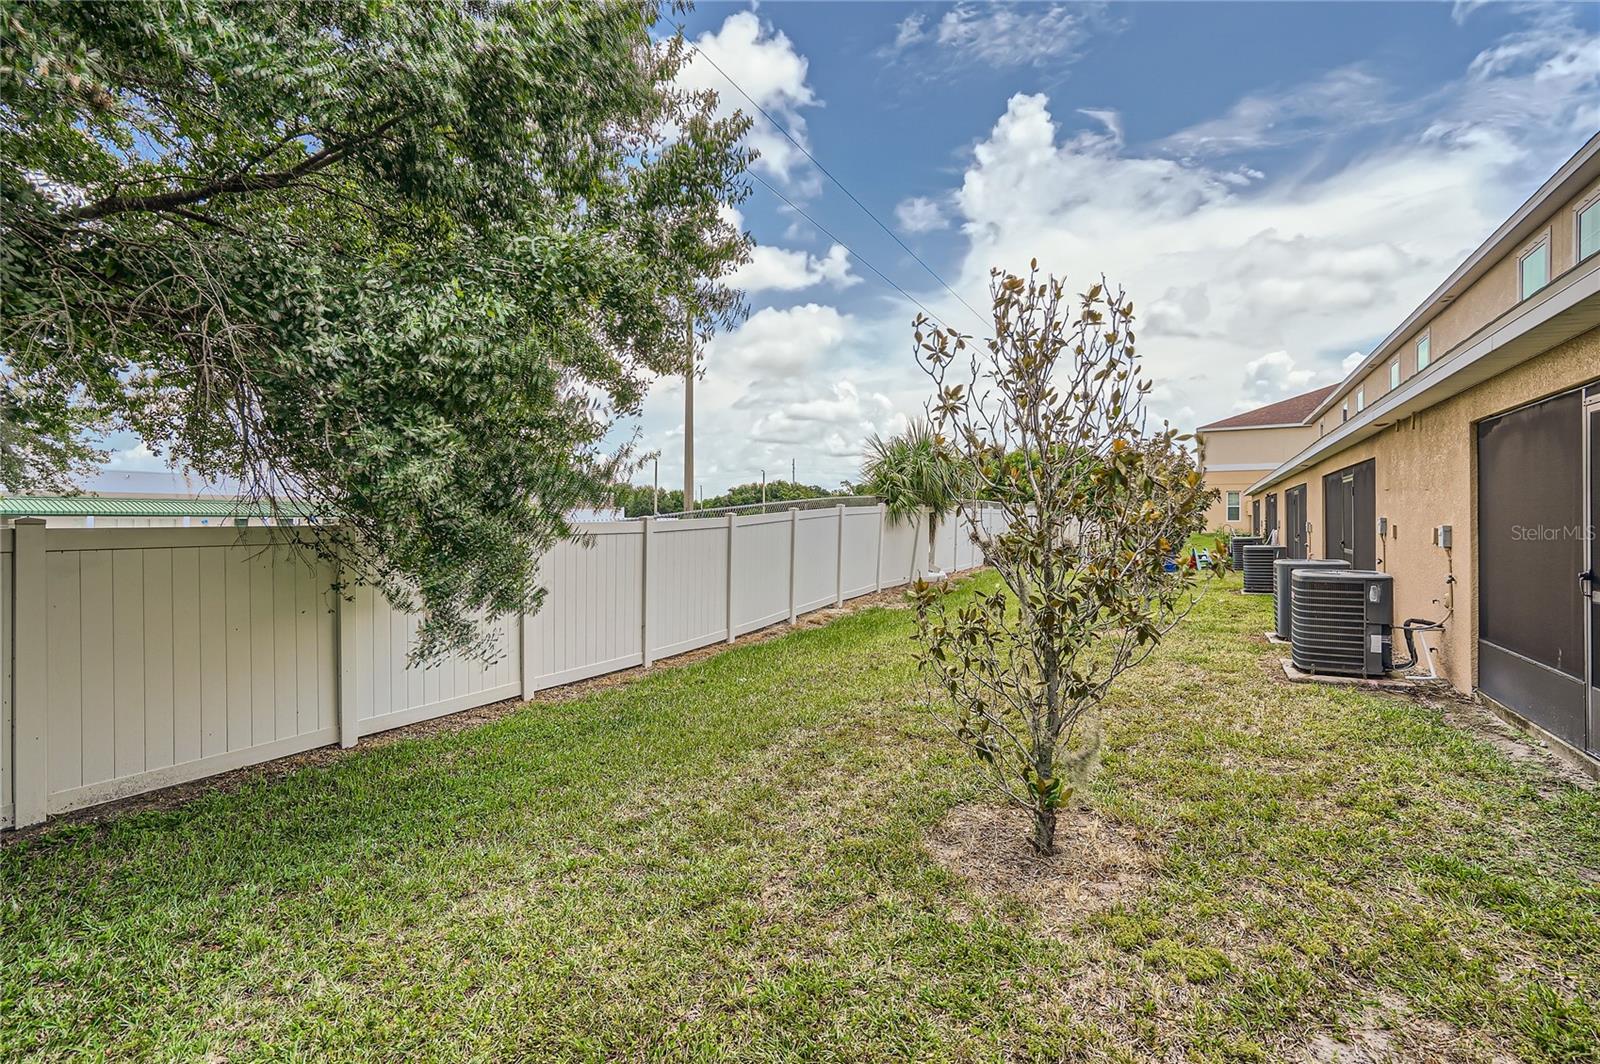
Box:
[1,503,1000,828]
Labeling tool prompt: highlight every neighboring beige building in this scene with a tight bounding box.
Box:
[1196,386,1332,536]
[1242,130,1600,767]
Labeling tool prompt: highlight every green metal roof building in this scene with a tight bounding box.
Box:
[0,496,317,523]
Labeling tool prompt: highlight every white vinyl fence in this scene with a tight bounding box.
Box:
[2,503,998,828]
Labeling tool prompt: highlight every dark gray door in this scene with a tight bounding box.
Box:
[1586,396,1599,756]
[1477,389,1584,751]
[1285,484,1307,559]
[1265,493,1278,544]
[1323,459,1375,569]
[1252,498,1261,536]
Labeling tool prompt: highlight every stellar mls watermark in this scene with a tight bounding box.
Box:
[1508,524,1592,541]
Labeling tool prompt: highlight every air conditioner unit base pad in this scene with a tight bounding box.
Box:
[1278,658,1451,689]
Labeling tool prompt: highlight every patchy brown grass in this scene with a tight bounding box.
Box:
[926,803,1157,936]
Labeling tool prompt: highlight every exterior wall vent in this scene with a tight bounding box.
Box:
[1242,543,1285,594]
[1272,558,1351,641]
[1290,570,1394,677]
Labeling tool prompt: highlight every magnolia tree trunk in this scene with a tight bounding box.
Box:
[909,265,1214,857]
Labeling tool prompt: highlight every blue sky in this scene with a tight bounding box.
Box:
[101,2,1600,497]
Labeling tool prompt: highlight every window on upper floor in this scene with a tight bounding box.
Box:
[1580,195,1600,263]
[1226,491,1241,522]
[1389,359,1401,391]
[1356,387,1366,413]
[1415,331,1431,371]
[1341,400,1349,422]
[1519,236,1550,299]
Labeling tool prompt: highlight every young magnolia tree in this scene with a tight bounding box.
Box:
[910,265,1214,855]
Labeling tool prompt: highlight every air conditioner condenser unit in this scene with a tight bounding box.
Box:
[1290,569,1394,678]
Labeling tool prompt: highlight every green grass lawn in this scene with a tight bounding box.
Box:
[3,574,1597,1062]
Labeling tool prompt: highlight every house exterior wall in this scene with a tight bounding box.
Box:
[1199,468,1262,531]
[1277,325,1600,697]
[1316,175,1600,435]
[1197,423,1321,531]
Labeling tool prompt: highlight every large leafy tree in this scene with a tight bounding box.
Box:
[0,0,752,658]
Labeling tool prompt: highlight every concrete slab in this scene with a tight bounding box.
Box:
[1277,657,1451,690]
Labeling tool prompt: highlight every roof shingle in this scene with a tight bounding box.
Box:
[1196,384,1336,431]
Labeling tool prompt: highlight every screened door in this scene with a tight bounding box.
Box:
[1477,389,1584,751]
[1587,396,1600,756]
[1285,484,1308,559]
[1323,459,1375,569]
[1252,498,1261,536]
[1265,493,1278,545]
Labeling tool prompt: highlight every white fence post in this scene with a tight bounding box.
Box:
[834,504,846,606]
[12,518,48,827]
[725,513,737,644]
[641,516,655,667]
[788,507,799,624]
[518,604,534,700]
[335,574,358,749]
[874,502,885,591]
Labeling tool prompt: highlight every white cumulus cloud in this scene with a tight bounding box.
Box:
[734,242,858,293]
[678,12,819,185]
[894,195,949,234]
[1236,351,1340,412]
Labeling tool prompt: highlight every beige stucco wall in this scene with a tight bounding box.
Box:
[1198,468,1264,531]
[1319,176,1600,432]
[1198,423,1322,531]
[1198,424,1321,467]
[1270,324,1600,696]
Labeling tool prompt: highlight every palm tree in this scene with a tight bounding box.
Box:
[861,422,963,573]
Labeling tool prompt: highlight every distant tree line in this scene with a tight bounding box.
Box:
[605,479,852,518]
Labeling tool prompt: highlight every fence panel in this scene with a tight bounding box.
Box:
[6,500,999,826]
[932,515,958,573]
[343,584,520,738]
[730,512,792,635]
[524,524,644,690]
[841,507,881,598]
[954,511,979,571]
[38,528,338,815]
[793,509,840,613]
[879,514,921,586]
[648,518,730,659]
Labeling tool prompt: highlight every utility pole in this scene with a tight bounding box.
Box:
[790,458,795,485]
[652,456,659,516]
[683,313,695,514]
[760,469,767,508]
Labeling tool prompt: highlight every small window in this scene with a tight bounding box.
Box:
[1389,359,1401,391]
[1519,237,1549,299]
[1226,491,1241,522]
[1356,387,1366,413]
[1341,401,1349,423]
[1580,197,1600,262]
[1415,332,1431,371]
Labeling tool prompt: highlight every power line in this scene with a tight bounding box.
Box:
[687,40,990,332]
[745,168,953,331]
